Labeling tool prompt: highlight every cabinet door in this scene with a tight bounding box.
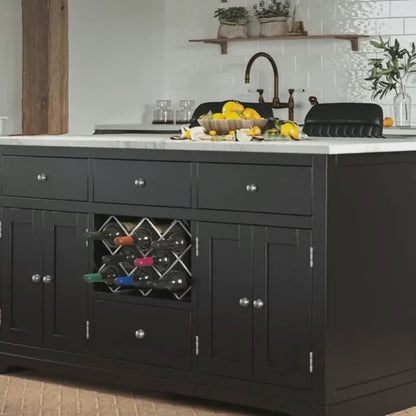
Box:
[43,211,89,353]
[253,227,312,389]
[0,208,43,346]
[197,222,252,379]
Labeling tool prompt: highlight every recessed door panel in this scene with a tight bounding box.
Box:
[197,222,252,379]
[253,227,312,389]
[1,208,43,346]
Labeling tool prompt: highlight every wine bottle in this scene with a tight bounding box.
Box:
[134,249,171,272]
[152,232,188,254]
[83,263,124,285]
[150,270,190,292]
[114,268,158,289]
[101,246,140,264]
[113,225,155,250]
[84,222,135,248]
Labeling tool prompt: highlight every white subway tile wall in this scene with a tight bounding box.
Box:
[164,0,416,125]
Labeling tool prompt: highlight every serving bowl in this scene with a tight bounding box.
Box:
[198,118,268,134]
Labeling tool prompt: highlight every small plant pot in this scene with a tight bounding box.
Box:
[217,19,247,39]
[259,16,288,37]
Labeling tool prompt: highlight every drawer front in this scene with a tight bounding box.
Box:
[93,160,191,207]
[2,156,88,201]
[197,163,312,215]
[91,301,192,370]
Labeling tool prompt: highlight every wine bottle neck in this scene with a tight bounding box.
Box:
[83,273,104,283]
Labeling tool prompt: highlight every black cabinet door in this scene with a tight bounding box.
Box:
[253,227,312,389]
[43,211,88,354]
[0,208,43,346]
[197,223,252,379]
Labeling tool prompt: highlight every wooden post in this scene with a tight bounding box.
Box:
[22,0,68,135]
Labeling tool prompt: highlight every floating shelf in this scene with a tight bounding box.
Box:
[189,34,369,54]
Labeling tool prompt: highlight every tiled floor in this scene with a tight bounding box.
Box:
[0,369,414,416]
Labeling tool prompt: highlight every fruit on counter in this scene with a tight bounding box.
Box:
[248,126,262,136]
[209,129,217,136]
[198,102,263,121]
[280,122,300,140]
[383,116,394,127]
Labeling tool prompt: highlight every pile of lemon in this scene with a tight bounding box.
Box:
[200,101,262,121]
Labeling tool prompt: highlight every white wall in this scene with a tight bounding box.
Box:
[0,0,21,135]
[65,0,416,132]
[68,0,165,134]
[164,0,416,125]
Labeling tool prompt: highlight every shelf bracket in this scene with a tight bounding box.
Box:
[206,40,228,54]
[334,35,359,51]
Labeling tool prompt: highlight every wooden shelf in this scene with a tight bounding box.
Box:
[189,34,369,54]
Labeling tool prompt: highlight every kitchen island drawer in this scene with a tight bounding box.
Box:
[197,163,312,215]
[1,156,88,200]
[91,300,191,370]
[93,159,191,207]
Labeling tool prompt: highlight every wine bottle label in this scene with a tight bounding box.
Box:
[83,273,103,283]
[134,257,154,268]
[114,276,134,286]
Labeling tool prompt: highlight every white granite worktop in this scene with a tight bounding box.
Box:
[1,133,416,155]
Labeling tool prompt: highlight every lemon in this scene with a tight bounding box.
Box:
[212,113,225,120]
[224,111,243,120]
[383,117,394,127]
[222,101,244,114]
[280,122,300,139]
[243,108,261,120]
[183,129,191,139]
[209,130,217,136]
[248,126,262,136]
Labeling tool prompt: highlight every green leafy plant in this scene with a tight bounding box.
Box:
[253,0,291,18]
[214,7,249,24]
[366,37,416,99]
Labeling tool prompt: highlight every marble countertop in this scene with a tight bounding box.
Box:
[1,134,416,155]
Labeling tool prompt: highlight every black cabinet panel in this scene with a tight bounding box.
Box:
[93,159,192,207]
[197,163,312,215]
[1,208,43,346]
[253,227,312,389]
[91,300,192,370]
[2,156,88,201]
[197,223,252,379]
[43,211,88,354]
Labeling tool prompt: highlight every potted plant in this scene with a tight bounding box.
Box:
[253,0,291,37]
[366,37,416,127]
[214,7,249,39]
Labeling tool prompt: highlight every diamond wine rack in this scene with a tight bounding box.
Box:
[93,215,192,301]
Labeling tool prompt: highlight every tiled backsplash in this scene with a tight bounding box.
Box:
[165,0,416,125]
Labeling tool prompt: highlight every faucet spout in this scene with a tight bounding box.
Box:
[244,52,280,108]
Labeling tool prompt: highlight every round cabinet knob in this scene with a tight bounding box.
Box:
[246,183,258,193]
[134,178,146,187]
[253,299,265,309]
[42,275,53,284]
[31,274,41,283]
[135,329,145,339]
[37,173,48,182]
[239,297,251,308]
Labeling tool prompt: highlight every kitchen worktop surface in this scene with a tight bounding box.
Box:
[1,133,416,154]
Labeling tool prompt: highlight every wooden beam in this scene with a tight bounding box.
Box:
[22,0,68,135]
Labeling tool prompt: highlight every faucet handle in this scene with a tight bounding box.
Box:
[256,89,265,104]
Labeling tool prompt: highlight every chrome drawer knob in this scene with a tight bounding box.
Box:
[246,183,258,193]
[134,178,146,187]
[135,329,145,339]
[253,299,265,309]
[42,275,53,284]
[31,274,41,283]
[239,297,251,308]
[37,173,47,182]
